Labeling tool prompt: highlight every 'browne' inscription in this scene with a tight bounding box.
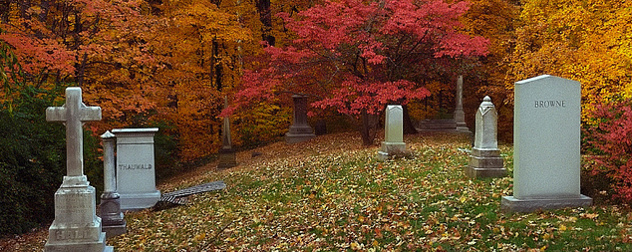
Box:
[535,100,566,108]
[119,164,152,170]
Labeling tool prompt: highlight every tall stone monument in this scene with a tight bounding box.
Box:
[218,96,237,169]
[501,75,592,212]
[417,75,470,133]
[99,131,126,238]
[378,105,406,160]
[112,128,161,211]
[44,87,112,252]
[466,96,506,178]
[285,95,316,144]
[454,75,471,133]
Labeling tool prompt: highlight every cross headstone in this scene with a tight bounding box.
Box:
[501,75,592,212]
[44,87,112,252]
[218,96,237,169]
[285,94,316,143]
[378,105,406,160]
[99,131,126,238]
[466,96,506,178]
[112,128,161,211]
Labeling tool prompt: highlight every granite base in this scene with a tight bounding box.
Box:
[501,195,593,213]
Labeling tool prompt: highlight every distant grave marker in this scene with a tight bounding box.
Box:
[286,95,316,143]
[218,96,237,169]
[501,75,592,212]
[378,105,406,160]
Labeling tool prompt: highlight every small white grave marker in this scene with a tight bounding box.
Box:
[501,75,592,212]
[378,105,406,160]
[44,87,112,252]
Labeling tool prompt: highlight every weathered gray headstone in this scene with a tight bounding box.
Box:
[285,95,316,143]
[501,75,592,212]
[44,87,112,252]
[218,96,237,169]
[112,128,161,211]
[99,131,126,238]
[466,96,506,178]
[378,105,406,160]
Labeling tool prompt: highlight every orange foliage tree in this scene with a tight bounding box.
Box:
[1,0,267,161]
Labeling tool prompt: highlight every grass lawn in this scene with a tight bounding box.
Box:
[3,132,632,251]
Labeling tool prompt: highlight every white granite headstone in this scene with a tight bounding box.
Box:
[501,75,592,212]
[44,87,112,252]
[112,128,161,211]
[378,105,406,160]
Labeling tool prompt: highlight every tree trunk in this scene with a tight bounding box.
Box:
[358,110,378,146]
[402,104,418,134]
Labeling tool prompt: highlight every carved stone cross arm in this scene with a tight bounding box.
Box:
[46,87,102,177]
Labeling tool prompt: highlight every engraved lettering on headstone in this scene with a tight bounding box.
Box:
[534,100,566,108]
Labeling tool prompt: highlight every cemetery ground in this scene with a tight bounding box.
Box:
[3,132,632,251]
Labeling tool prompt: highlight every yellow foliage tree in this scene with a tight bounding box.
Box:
[507,0,632,121]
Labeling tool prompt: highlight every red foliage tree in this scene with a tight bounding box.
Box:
[229,0,489,145]
[585,99,632,201]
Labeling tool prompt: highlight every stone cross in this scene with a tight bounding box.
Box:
[46,87,102,177]
[44,87,111,252]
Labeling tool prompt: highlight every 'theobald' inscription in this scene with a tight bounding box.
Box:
[119,164,152,170]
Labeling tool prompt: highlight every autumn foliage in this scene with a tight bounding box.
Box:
[584,99,632,201]
[231,0,489,144]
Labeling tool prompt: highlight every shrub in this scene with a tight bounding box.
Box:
[0,41,102,236]
[583,98,632,202]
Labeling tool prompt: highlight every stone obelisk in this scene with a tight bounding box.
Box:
[218,96,237,169]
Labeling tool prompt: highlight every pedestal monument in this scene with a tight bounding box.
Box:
[44,87,112,252]
[285,95,316,143]
[99,131,126,238]
[112,128,161,211]
[466,96,506,178]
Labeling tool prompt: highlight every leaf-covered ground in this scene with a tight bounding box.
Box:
[3,132,632,251]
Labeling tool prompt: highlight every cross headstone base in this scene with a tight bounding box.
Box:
[466,148,506,178]
[45,176,112,252]
[501,195,593,213]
